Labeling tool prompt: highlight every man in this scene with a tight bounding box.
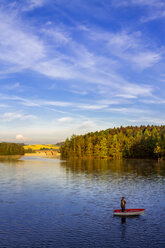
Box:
[121,197,126,212]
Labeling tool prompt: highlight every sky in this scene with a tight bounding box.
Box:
[0,0,165,144]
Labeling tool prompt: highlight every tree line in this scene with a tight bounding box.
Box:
[60,125,165,159]
[0,142,25,155]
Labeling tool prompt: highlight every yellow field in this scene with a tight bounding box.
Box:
[24,144,59,151]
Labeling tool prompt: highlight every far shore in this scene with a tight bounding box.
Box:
[24,151,60,158]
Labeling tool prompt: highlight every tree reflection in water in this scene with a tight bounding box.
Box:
[60,158,165,178]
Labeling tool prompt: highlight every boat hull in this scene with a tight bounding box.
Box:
[114,209,145,216]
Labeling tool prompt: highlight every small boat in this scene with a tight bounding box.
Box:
[114,209,145,216]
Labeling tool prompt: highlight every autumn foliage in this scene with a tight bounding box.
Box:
[0,142,24,155]
[60,125,165,159]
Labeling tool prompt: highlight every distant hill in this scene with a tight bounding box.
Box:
[55,142,64,147]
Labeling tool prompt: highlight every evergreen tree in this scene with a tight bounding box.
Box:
[93,144,100,158]
[100,137,108,158]
[60,125,165,160]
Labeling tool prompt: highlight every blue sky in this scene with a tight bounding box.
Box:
[0,0,165,144]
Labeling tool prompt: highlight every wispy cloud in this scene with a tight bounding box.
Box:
[1,112,36,122]
[77,104,108,110]
[130,117,165,125]
[116,94,137,99]
[77,120,98,131]
[0,94,73,108]
[23,0,47,11]
[112,0,165,22]
[106,107,149,114]
[131,0,165,7]
[140,97,165,104]
[4,82,21,90]
[41,26,71,45]
[88,29,162,69]
[0,94,40,107]
[0,103,8,107]
[42,100,72,107]
[121,83,153,97]
[141,10,165,22]
[130,52,161,68]
[0,0,164,143]
[0,5,157,100]
[113,0,165,7]
[0,9,45,73]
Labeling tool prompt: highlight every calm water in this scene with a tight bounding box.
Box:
[0,157,165,248]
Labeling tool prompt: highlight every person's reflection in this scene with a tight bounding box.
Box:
[121,217,126,224]
[121,217,126,240]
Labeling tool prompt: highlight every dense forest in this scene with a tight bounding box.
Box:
[0,142,25,155]
[60,125,165,160]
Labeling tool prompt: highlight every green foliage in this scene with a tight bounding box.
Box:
[0,142,25,155]
[100,137,108,158]
[60,125,165,160]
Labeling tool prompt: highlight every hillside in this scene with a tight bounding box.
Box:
[24,144,59,153]
[60,125,165,160]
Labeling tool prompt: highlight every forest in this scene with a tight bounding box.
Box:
[60,125,165,160]
[0,142,25,155]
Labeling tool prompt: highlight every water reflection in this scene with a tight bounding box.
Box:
[0,155,22,163]
[0,157,164,247]
[60,159,165,177]
[121,217,126,224]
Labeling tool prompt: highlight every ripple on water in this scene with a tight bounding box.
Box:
[0,158,165,247]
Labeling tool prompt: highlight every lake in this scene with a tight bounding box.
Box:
[0,157,165,247]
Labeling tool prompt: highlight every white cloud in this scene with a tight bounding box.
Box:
[0,104,8,107]
[88,29,162,69]
[0,9,45,72]
[98,99,129,105]
[4,82,20,90]
[130,117,165,125]
[0,94,72,108]
[113,0,165,22]
[0,94,40,107]
[0,6,157,102]
[67,88,89,95]
[45,107,68,114]
[130,52,161,68]
[122,83,153,97]
[116,94,137,99]
[23,0,46,11]
[16,134,30,142]
[131,0,165,7]
[34,59,76,79]
[141,10,165,22]
[0,2,162,121]
[106,107,149,114]
[140,97,165,104]
[77,120,98,132]
[1,112,36,122]
[0,9,138,82]
[42,100,72,107]
[113,0,165,7]
[42,26,71,45]
[58,117,73,123]
[78,104,108,110]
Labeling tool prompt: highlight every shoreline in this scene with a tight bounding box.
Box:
[24,152,60,158]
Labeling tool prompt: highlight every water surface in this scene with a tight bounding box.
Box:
[0,157,165,247]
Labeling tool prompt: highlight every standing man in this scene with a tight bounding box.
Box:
[121,197,126,212]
